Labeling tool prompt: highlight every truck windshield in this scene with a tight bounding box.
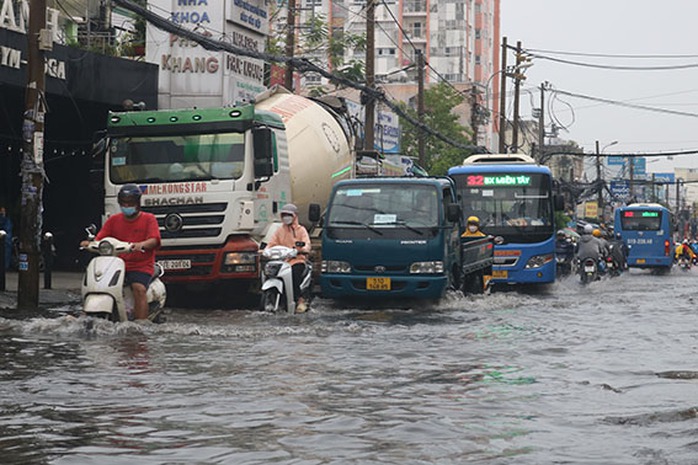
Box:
[452,172,554,243]
[108,133,245,183]
[327,184,440,236]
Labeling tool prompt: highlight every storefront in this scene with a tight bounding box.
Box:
[0,27,158,269]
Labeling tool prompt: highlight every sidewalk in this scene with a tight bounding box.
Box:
[0,271,83,310]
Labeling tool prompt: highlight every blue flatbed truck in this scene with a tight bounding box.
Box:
[319,177,493,301]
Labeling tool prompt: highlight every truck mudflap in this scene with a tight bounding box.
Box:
[461,236,494,276]
[156,235,260,283]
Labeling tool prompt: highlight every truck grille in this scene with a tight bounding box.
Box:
[142,202,227,240]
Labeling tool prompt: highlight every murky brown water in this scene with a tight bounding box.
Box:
[1,269,697,464]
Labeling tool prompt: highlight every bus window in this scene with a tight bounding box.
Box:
[620,210,661,231]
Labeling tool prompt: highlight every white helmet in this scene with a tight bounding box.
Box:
[583,224,593,234]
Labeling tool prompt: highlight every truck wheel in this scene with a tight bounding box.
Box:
[449,266,462,291]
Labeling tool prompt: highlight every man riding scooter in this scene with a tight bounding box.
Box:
[576,224,606,280]
[80,184,161,320]
[555,230,575,276]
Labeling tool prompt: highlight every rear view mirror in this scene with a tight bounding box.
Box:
[308,203,321,223]
[446,204,461,223]
[253,127,274,178]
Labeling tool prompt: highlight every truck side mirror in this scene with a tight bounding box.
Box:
[554,194,564,211]
[308,203,321,223]
[446,203,461,223]
[253,127,274,178]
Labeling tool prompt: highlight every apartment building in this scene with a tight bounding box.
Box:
[288,0,501,150]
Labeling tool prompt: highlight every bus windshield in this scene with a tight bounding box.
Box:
[620,210,662,231]
[326,184,440,239]
[452,172,554,243]
[108,133,245,183]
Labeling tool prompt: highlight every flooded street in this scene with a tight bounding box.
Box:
[2,269,698,464]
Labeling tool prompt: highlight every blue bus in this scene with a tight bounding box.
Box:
[614,203,673,271]
[448,154,561,286]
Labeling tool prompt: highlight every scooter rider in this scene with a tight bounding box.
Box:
[576,224,606,267]
[266,203,311,313]
[675,239,696,262]
[555,230,575,274]
[80,184,161,320]
[461,215,486,238]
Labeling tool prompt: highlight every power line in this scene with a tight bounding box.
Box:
[525,48,698,59]
[553,88,698,119]
[528,52,698,71]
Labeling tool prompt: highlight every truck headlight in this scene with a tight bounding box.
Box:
[525,253,554,269]
[321,260,351,273]
[224,252,257,265]
[409,261,444,274]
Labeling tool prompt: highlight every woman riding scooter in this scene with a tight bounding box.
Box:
[265,203,311,313]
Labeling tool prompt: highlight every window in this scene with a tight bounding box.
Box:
[475,28,481,39]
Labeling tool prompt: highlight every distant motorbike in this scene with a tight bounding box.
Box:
[81,230,167,323]
[677,256,691,272]
[578,257,599,284]
[259,243,312,314]
[556,254,574,277]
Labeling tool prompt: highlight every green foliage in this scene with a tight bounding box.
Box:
[555,211,571,230]
[398,83,473,175]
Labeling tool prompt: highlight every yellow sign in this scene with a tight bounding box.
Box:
[585,201,598,218]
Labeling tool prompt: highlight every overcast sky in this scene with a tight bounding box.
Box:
[500,0,698,173]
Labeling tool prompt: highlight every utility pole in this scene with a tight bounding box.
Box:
[284,0,296,91]
[18,0,48,310]
[417,49,425,166]
[511,41,523,153]
[498,37,508,153]
[629,157,634,201]
[364,0,376,151]
[595,140,603,218]
[538,82,546,162]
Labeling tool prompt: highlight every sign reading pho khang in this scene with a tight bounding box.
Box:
[149,0,267,109]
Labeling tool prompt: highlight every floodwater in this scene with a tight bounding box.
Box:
[2,269,698,465]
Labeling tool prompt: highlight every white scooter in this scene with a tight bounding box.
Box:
[259,243,312,314]
[81,232,167,323]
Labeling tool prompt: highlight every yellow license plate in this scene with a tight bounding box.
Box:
[366,277,391,290]
[637,258,646,264]
[492,270,508,279]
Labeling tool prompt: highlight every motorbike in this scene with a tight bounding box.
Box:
[81,230,167,323]
[578,256,599,284]
[677,256,692,271]
[259,242,312,314]
[556,254,574,277]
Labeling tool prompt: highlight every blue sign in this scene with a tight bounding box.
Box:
[632,157,646,178]
[653,172,675,184]
[610,180,630,201]
[607,155,625,166]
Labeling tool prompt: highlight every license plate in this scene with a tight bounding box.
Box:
[492,269,508,279]
[159,259,191,270]
[366,277,391,290]
[584,265,595,272]
[637,258,646,264]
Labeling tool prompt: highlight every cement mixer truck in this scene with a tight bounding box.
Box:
[98,86,359,294]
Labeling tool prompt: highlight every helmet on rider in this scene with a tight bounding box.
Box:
[118,184,142,206]
[583,224,594,235]
[467,215,480,225]
[556,230,566,238]
[280,203,298,225]
[592,229,602,238]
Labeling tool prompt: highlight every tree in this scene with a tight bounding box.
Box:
[398,83,474,175]
[266,9,365,94]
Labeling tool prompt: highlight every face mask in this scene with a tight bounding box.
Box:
[121,206,137,217]
[282,215,293,225]
[468,225,478,233]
